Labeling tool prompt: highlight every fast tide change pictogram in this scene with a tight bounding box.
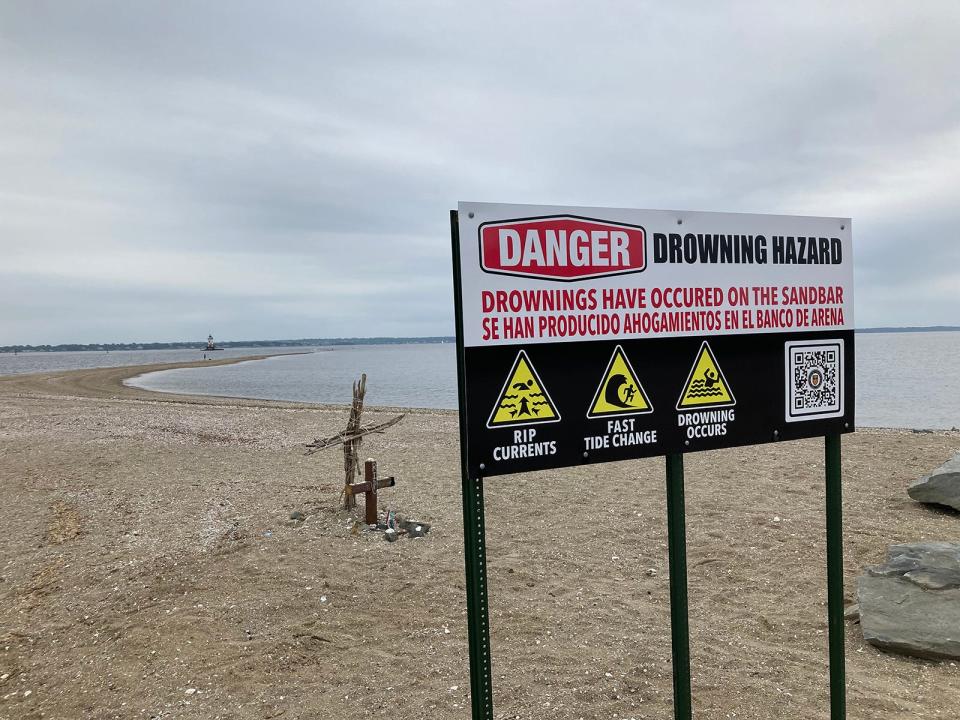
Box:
[454,202,855,476]
[587,345,653,418]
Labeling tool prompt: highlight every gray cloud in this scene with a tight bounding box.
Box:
[1,1,958,344]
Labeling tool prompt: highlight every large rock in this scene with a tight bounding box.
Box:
[908,454,960,510]
[858,542,960,660]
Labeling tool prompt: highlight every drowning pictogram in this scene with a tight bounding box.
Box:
[487,350,561,428]
[587,345,653,418]
[676,341,736,410]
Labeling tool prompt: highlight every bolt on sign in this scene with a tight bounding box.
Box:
[453,202,854,477]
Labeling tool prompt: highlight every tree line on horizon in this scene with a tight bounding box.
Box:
[0,336,456,353]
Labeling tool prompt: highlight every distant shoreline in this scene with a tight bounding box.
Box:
[0,353,311,407]
[854,326,960,334]
[0,336,455,354]
[1,327,958,353]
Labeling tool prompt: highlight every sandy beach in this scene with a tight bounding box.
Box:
[1,357,959,720]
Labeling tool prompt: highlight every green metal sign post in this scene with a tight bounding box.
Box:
[825,432,846,720]
[665,452,692,720]
[659,439,846,719]
[453,445,847,720]
[452,212,495,719]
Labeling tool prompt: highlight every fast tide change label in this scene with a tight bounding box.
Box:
[452,202,854,477]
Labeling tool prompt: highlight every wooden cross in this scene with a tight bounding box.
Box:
[344,459,395,525]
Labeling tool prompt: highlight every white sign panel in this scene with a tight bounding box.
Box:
[457,202,853,348]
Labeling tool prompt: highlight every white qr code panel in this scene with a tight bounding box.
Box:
[785,340,844,422]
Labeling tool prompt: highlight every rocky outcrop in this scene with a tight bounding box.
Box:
[858,542,960,660]
[908,454,960,510]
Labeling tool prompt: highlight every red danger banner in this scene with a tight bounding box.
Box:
[480,215,646,281]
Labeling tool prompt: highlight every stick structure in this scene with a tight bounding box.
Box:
[302,373,404,511]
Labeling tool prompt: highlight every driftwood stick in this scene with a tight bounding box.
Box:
[304,414,405,453]
[342,374,366,509]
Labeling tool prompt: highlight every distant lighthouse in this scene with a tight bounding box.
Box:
[205,334,222,351]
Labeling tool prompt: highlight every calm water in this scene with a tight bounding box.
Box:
[127,344,459,409]
[2,335,958,428]
[855,332,960,429]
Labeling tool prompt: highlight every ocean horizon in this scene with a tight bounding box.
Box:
[2,333,954,430]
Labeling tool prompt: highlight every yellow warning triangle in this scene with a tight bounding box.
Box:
[587,345,653,418]
[676,341,736,410]
[487,350,561,428]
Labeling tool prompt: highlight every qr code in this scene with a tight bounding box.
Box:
[784,340,844,421]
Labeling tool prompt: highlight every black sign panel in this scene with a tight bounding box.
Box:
[460,332,854,477]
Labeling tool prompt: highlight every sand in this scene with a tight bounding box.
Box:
[0,357,959,719]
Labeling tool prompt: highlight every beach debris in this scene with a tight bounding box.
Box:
[378,517,432,542]
[376,510,395,531]
[399,518,431,535]
[907,453,960,511]
[289,510,306,523]
[305,413,406,453]
[858,542,960,660]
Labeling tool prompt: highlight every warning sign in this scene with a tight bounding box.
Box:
[487,350,560,428]
[453,202,855,476]
[587,345,653,418]
[677,341,735,410]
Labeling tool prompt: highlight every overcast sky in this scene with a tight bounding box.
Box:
[1,1,958,344]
